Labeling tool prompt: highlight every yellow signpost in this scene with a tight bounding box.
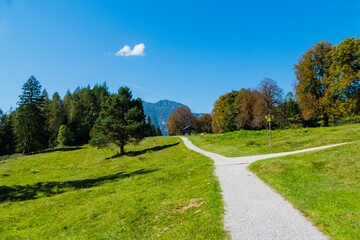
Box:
[265,114,274,146]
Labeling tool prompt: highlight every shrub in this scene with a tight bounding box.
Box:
[57,125,74,146]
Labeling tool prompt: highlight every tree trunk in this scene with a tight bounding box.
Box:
[119,142,125,155]
[323,113,329,127]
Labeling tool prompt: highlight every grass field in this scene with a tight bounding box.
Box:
[0,137,228,239]
[188,124,360,157]
[249,142,360,240]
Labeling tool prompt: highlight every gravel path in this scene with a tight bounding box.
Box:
[180,137,346,240]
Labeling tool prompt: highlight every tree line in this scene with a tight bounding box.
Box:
[166,78,295,135]
[166,37,360,135]
[0,76,160,156]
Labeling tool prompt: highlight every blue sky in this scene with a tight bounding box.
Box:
[0,0,359,113]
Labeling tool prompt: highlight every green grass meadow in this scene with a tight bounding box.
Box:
[0,137,228,239]
[188,124,360,157]
[2,125,359,240]
[249,142,360,239]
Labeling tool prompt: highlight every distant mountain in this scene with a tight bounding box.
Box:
[143,100,185,135]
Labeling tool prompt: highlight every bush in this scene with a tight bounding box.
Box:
[57,125,74,146]
[336,115,360,125]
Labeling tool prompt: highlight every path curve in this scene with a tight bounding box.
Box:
[180,137,346,240]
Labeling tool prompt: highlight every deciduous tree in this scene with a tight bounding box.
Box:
[57,125,74,146]
[258,78,284,115]
[295,41,334,126]
[195,114,213,133]
[235,89,267,129]
[329,37,360,116]
[166,106,195,135]
[212,90,239,133]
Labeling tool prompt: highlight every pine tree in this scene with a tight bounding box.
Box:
[0,110,15,155]
[47,92,66,146]
[90,87,147,155]
[155,127,162,136]
[145,115,157,136]
[62,83,109,144]
[14,76,47,154]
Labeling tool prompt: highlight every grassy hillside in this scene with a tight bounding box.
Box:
[0,137,228,239]
[188,124,360,157]
[249,142,360,240]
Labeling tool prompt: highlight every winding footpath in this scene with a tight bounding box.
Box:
[181,137,348,240]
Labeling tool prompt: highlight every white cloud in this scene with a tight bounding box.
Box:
[115,43,145,57]
[116,45,131,56]
[131,43,145,56]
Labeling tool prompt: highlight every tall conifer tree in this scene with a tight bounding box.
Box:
[14,76,47,154]
[90,87,146,155]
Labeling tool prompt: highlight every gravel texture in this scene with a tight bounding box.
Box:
[180,137,344,240]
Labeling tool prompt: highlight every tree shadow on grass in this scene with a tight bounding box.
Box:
[34,146,84,155]
[0,148,83,160]
[0,168,158,203]
[106,142,180,159]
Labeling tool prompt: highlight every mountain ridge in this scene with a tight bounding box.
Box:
[143,99,204,135]
[142,99,185,135]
